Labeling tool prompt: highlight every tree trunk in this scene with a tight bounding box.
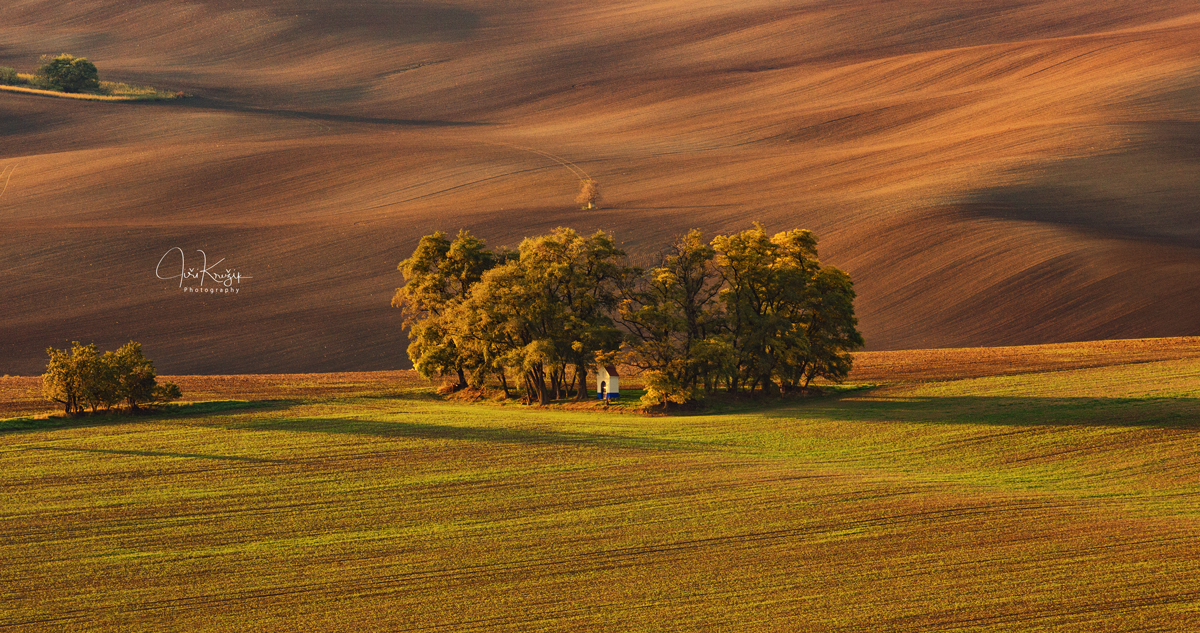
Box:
[575,364,589,401]
[550,366,561,401]
[557,363,569,399]
[528,364,549,406]
[538,365,550,405]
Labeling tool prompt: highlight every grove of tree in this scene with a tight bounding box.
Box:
[42,341,182,415]
[394,225,863,407]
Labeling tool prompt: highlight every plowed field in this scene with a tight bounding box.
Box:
[3,1,1200,373]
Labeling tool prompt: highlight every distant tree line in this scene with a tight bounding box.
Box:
[42,341,182,415]
[393,225,863,406]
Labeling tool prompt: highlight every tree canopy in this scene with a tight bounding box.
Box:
[37,54,99,93]
[391,230,502,390]
[394,225,863,406]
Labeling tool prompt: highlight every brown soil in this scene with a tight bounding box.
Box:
[850,337,1200,383]
[3,2,1200,373]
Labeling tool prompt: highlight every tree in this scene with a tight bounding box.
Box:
[108,342,170,411]
[37,54,99,93]
[393,230,503,390]
[789,266,864,389]
[619,229,730,405]
[712,224,863,394]
[460,259,550,402]
[576,179,601,210]
[42,341,181,414]
[42,342,98,415]
[712,225,804,394]
[540,228,627,401]
[457,227,627,404]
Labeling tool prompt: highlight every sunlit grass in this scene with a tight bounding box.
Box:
[0,72,182,101]
[96,80,180,100]
[3,346,1200,630]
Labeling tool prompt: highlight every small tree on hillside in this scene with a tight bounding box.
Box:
[37,54,99,93]
[576,179,601,210]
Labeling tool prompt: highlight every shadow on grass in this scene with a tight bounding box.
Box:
[0,400,291,433]
[658,384,878,416]
[158,399,298,417]
[771,394,1200,428]
[342,390,444,403]
[236,416,711,452]
[24,446,290,463]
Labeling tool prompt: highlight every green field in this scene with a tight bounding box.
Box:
[4,341,1200,630]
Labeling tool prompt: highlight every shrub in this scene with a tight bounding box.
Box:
[0,67,19,85]
[37,53,99,93]
[42,341,181,415]
[640,371,692,407]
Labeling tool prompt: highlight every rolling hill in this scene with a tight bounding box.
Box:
[3,0,1199,373]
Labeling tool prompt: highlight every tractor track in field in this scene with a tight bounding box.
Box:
[0,162,16,199]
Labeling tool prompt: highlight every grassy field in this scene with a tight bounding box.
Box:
[3,338,1200,630]
[0,79,179,101]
